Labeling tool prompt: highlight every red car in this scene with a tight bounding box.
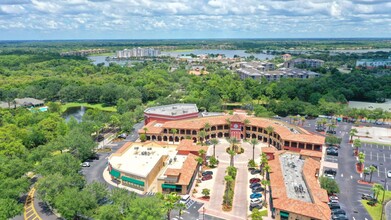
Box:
[202,174,212,181]
[249,178,260,184]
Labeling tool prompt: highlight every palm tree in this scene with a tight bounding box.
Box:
[227,149,236,167]
[263,164,271,180]
[158,192,181,220]
[316,120,323,130]
[250,138,259,161]
[227,137,239,151]
[300,116,306,126]
[243,119,251,140]
[261,179,270,205]
[349,128,358,142]
[196,157,204,175]
[170,128,177,144]
[210,138,219,157]
[363,167,370,182]
[176,202,186,220]
[260,153,268,172]
[288,115,293,124]
[198,149,206,165]
[369,165,377,183]
[199,130,207,146]
[372,183,385,200]
[143,127,148,135]
[224,175,234,206]
[204,122,211,132]
[265,126,274,148]
[329,123,337,132]
[358,152,365,166]
[353,139,362,155]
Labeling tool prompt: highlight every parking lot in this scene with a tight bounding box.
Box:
[359,142,391,190]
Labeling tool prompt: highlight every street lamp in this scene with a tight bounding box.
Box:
[203,207,205,220]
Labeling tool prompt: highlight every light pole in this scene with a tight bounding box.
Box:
[203,207,205,220]
[380,177,387,220]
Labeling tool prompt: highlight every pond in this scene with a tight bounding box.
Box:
[62,106,90,122]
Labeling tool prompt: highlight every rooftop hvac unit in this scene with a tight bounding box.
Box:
[147,147,152,150]
[134,147,139,150]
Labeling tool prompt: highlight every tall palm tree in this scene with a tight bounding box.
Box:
[300,116,306,126]
[210,138,219,157]
[263,164,271,180]
[353,139,362,155]
[261,179,270,205]
[143,127,148,135]
[198,149,206,165]
[358,152,365,166]
[196,157,204,175]
[250,138,259,161]
[227,137,239,151]
[227,149,236,167]
[369,165,377,183]
[170,128,177,144]
[363,167,370,182]
[260,153,268,173]
[349,128,358,142]
[372,183,385,200]
[224,175,234,206]
[199,130,207,146]
[243,119,251,140]
[204,122,211,132]
[265,126,274,148]
[316,120,323,130]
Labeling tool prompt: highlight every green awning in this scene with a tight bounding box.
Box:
[121,176,144,186]
[280,211,289,218]
[162,184,177,189]
[110,169,120,178]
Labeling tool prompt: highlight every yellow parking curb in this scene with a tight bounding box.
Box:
[24,187,42,220]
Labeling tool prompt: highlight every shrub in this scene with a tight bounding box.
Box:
[140,134,146,142]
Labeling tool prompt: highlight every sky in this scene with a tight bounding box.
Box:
[0,0,390,40]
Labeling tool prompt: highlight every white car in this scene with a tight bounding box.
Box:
[81,162,90,167]
[387,170,391,178]
[250,198,262,204]
[324,174,335,179]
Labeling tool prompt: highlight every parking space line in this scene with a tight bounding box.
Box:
[384,154,386,162]
[370,151,372,160]
[377,153,379,161]
[383,145,385,149]
[378,169,380,177]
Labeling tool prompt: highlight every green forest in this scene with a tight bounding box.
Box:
[1,40,391,219]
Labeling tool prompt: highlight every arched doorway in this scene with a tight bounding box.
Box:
[163,136,168,142]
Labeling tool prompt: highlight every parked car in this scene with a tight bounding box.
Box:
[252,187,264,193]
[180,195,190,204]
[201,175,212,181]
[250,193,262,199]
[331,209,346,215]
[250,183,261,189]
[329,203,341,210]
[329,196,339,201]
[326,148,338,156]
[202,171,213,176]
[324,169,337,176]
[81,162,90,167]
[249,203,263,211]
[387,170,391,178]
[250,169,261,175]
[327,130,337,134]
[89,153,100,160]
[96,135,104,142]
[118,133,127,139]
[361,193,374,200]
[249,178,261,184]
[248,167,256,171]
[332,214,348,220]
[250,198,262,204]
[324,174,335,179]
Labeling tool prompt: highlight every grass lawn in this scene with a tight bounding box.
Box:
[361,190,391,220]
[61,102,117,112]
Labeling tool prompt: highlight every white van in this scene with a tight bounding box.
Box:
[180,195,190,204]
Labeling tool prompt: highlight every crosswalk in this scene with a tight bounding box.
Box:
[144,191,156,196]
[356,184,372,195]
[185,199,195,209]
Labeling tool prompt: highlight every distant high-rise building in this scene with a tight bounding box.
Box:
[116,47,161,58]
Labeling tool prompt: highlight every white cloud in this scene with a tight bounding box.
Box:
[0,0,390,38]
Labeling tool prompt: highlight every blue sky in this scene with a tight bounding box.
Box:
[0,0,390,40]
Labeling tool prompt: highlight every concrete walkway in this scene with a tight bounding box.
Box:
[232,163,248,219]
[386,200,391,220]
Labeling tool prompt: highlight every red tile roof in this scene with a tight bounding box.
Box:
[269,151,331,220]
[164,153,199,185]
[177,140,208,154]
[300,149,323,159]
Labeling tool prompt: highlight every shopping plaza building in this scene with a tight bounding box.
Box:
[139,105,325,153]
[108,140,207,194]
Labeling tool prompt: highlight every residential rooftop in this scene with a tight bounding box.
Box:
[144,103,198,116]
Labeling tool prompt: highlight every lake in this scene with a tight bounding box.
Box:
[88,55,140,66]
[161,49,275,59]
[62,106,89,122]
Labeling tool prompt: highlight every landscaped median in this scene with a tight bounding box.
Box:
[222,166,237,211]
[361,190,391,220]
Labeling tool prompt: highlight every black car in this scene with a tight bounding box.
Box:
[326,130,337,134]
[96,135,104,142]
[250,183,261,188]
[89,153,100,160]
[324,169,337,176]
[331,209,346,215]
[329,203,341,210]
[249,203,262,211]
[327,149,338,156]
[248,167,256,171]
[252,187,264,193]
[361,193,374,200]
[250,169,261,175]
[202,171,213,176]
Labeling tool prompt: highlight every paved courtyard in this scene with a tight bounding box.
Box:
[202,138,266,220]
